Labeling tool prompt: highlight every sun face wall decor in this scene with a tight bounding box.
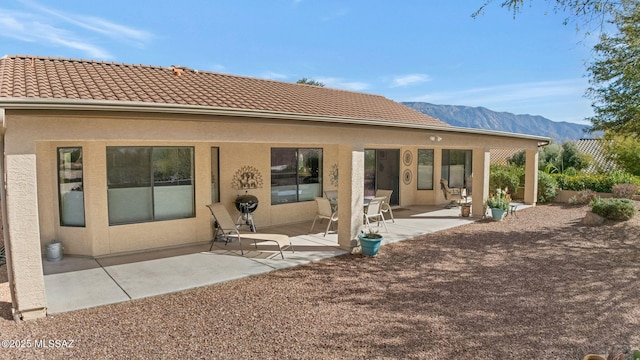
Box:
[231,165,264,190]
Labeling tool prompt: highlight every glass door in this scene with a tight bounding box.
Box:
[364,149,400,205]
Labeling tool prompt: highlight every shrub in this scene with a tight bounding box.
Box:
[489,164,522,195]
[568,189,597,205]
[590,197,637,221]
[612,183,639,199]
[552,171,640,193]
[537,171,557,203]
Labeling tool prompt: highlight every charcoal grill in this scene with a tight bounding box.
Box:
[234,193,258,232]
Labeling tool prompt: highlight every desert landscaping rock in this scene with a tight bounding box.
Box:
[0,203,638,359]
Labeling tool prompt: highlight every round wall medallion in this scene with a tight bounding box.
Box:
[403,169,412,185]
[403,150,413,166]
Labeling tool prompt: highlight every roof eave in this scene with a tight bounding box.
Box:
[0,98,551,143]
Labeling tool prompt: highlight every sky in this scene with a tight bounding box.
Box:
[0,0,603,124]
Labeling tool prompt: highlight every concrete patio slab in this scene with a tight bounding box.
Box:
[44,267,130,314]
[40,204,528,315]
[100,252,275,299]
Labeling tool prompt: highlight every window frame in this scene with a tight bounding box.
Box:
[57,147,86,227]
[106,146,195,225]
[270,147,323,205]
[417,148,435,190]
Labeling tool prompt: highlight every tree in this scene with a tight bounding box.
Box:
[507,141,591,173]
[601,131,640,176]
[586,1,640,136]
[296,78,325,87]
[561,141,591,171]
[473,0,625,30]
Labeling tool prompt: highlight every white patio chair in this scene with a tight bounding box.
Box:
[363,196,388,232]
[310,197,338,237]
[206,203,294,259]
[374,189,395,223]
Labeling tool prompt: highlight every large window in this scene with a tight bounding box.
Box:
[107,147,194,225]
[441,149,472,190]
[58,147,85,226]
[271,148,322,204]
[417,149,434,190]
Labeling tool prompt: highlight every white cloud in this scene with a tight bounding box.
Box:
[409,79,587,106]
[404,78,592,122]
[21,0,152,44]
[0,0,153,59]
[316,77,369,91]
[391,74,431,87]
[260,71,289,80]
[208,64,227,73]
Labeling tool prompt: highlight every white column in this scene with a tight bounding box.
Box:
[4,154,47,320]
[471,147,491,217]
[524,148,539,205]
[337,144,365,251]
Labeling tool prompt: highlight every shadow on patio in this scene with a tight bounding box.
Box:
[38,204,478,315]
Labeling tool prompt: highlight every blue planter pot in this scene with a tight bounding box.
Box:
[358,234,382,256]
[490,208,507,221]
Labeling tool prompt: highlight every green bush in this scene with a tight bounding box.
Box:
[489,164,523,195]
[590,197,637,221]
[537,171,558,203]
[552,171,640,193]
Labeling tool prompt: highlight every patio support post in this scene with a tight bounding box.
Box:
[524,148,539,205]
[4,154,47,320]
[471,147,491,217]
[337,143,364,251]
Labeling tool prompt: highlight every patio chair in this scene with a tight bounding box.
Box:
[323,190,338,202]
[206,203,294,259]
[440,179,465,209]
[363,196,388,232]
[310,197,338,237]
[374,189,395,223]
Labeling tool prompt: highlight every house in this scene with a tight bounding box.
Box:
[0,55,548,320]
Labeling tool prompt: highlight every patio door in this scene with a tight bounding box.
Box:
[364,149,399,205]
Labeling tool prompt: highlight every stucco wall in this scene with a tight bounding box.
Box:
[4,110,542,257]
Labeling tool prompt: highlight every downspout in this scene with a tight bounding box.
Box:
[0,108,17,317]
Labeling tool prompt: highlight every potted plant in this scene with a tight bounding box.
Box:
[460,202,471,217]
[358,228,383,256]
[486,188,511,221]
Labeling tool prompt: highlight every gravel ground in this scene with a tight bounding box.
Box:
[1,204,639,359]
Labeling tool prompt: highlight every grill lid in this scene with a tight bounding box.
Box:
[234,194,259,213]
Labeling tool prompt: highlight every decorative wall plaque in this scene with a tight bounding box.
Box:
[329,163,339,188]
[231,165,264,190]
[403,150,413,166]
[403,169,412,185]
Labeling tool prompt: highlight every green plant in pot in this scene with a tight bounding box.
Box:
[358,228,383,256]
[486,188,510,221]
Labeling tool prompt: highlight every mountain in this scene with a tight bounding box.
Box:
[402,102,591,142]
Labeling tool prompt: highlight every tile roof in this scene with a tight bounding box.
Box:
[0,55,448,127]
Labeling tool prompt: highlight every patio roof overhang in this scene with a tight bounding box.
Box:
[0,97,551,146]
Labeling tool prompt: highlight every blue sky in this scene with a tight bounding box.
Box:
[1,0,599,124]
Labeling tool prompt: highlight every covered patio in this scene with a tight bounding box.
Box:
[41,204,528,314]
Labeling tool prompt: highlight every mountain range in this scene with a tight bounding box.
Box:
[402,102,592,142]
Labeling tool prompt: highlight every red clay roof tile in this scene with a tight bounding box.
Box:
[0,55,448,127]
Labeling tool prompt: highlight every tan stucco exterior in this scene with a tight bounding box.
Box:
[1,107,547,319]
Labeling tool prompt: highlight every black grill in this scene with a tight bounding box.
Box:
[234,194,259,214]
[234,194,258,232]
